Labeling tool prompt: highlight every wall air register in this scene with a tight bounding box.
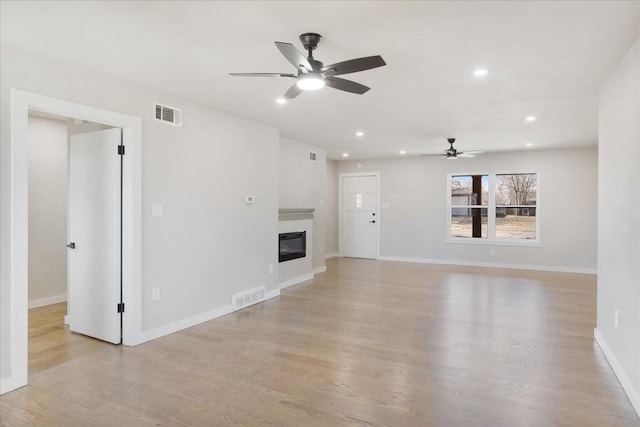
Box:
[154,103,182,126]
[279,231,306,262]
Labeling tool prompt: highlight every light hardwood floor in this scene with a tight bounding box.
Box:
[1,258,638,426]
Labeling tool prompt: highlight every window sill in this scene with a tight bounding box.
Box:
[445,238,542,247]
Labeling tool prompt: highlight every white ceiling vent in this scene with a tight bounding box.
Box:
[154,103,182,126]
[309,151,318,162]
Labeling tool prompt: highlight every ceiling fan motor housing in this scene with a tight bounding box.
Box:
[447,138,457,155]
[299,33,322,51]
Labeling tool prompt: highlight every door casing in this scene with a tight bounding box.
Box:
[2,89,142,394]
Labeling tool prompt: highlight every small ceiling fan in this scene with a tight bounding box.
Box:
[441,138,483,159]
[229,32,386,99]
[422,138,483,159]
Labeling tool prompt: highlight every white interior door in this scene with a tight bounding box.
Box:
[341,175,378,259]
[68,128,122,344]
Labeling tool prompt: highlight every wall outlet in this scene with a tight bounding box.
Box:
[614,310,619,327]
[152,287,160,301]
[489,249,496,257]
[268,264,273,274]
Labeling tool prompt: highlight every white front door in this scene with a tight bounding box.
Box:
[68,128,122,344]
[341,175,378,259]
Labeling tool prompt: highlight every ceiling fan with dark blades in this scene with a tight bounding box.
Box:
[442,138,483,159]
[229,33,386,99]
[422,138,484,159]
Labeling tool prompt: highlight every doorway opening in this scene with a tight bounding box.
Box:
[3,90,142,395]
[27,113,120,375]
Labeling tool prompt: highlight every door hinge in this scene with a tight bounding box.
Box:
[118,145,125,155]
[117,302,125,313]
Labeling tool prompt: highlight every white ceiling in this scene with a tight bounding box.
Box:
[2,1,639,159]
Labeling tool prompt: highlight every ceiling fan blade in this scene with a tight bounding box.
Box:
[275,42,313,71]
[457,153,476,158]
[325,77,370,94]
[283,82,303,99]
[229,72,296,77]
[321,55,386,77]
[461,150,483,155]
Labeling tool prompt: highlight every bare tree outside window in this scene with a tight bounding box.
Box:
[496,173,536,207]
[496,173,537,239]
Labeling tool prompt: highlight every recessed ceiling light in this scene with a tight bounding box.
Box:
[526,142,533,147]
[275,98,287,105]
[356,131,364,137]
[525,116,536,122]
[342,153,349,158]
[399,150,406,155]
[473,68,488,77]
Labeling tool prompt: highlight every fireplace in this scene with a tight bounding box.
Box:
[279,231,306,263]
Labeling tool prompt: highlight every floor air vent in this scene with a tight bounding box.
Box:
[232,285,267,311]
[154,103,182,126]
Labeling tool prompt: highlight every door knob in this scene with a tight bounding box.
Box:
[369,220,376,223]
[67,242,76,249]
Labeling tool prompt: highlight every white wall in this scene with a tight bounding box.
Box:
[336,147,598,272]
[1,47,280,380]
[278,137,326,271]
[597,36,640,415]
[325,159,339,256]
[27,116,68,306]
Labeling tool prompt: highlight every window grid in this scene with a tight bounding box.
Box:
[448,173,538,244]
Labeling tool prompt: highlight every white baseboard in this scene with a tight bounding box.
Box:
[594,328,640,418]
[377,256,597,275]
[325,252,340,259]
[313,266,327,275]
[279,273,314,290]
[134,289,281,346]
[1,376,23,395]
[28,294,67,309]
[265,289,281,300]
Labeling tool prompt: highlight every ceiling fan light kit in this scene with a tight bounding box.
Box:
[296,74,325,91]
[230,32,387,99]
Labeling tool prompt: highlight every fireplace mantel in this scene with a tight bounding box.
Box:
[279,208,314,221]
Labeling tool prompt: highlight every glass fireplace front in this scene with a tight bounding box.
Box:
[279,231,306,262]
